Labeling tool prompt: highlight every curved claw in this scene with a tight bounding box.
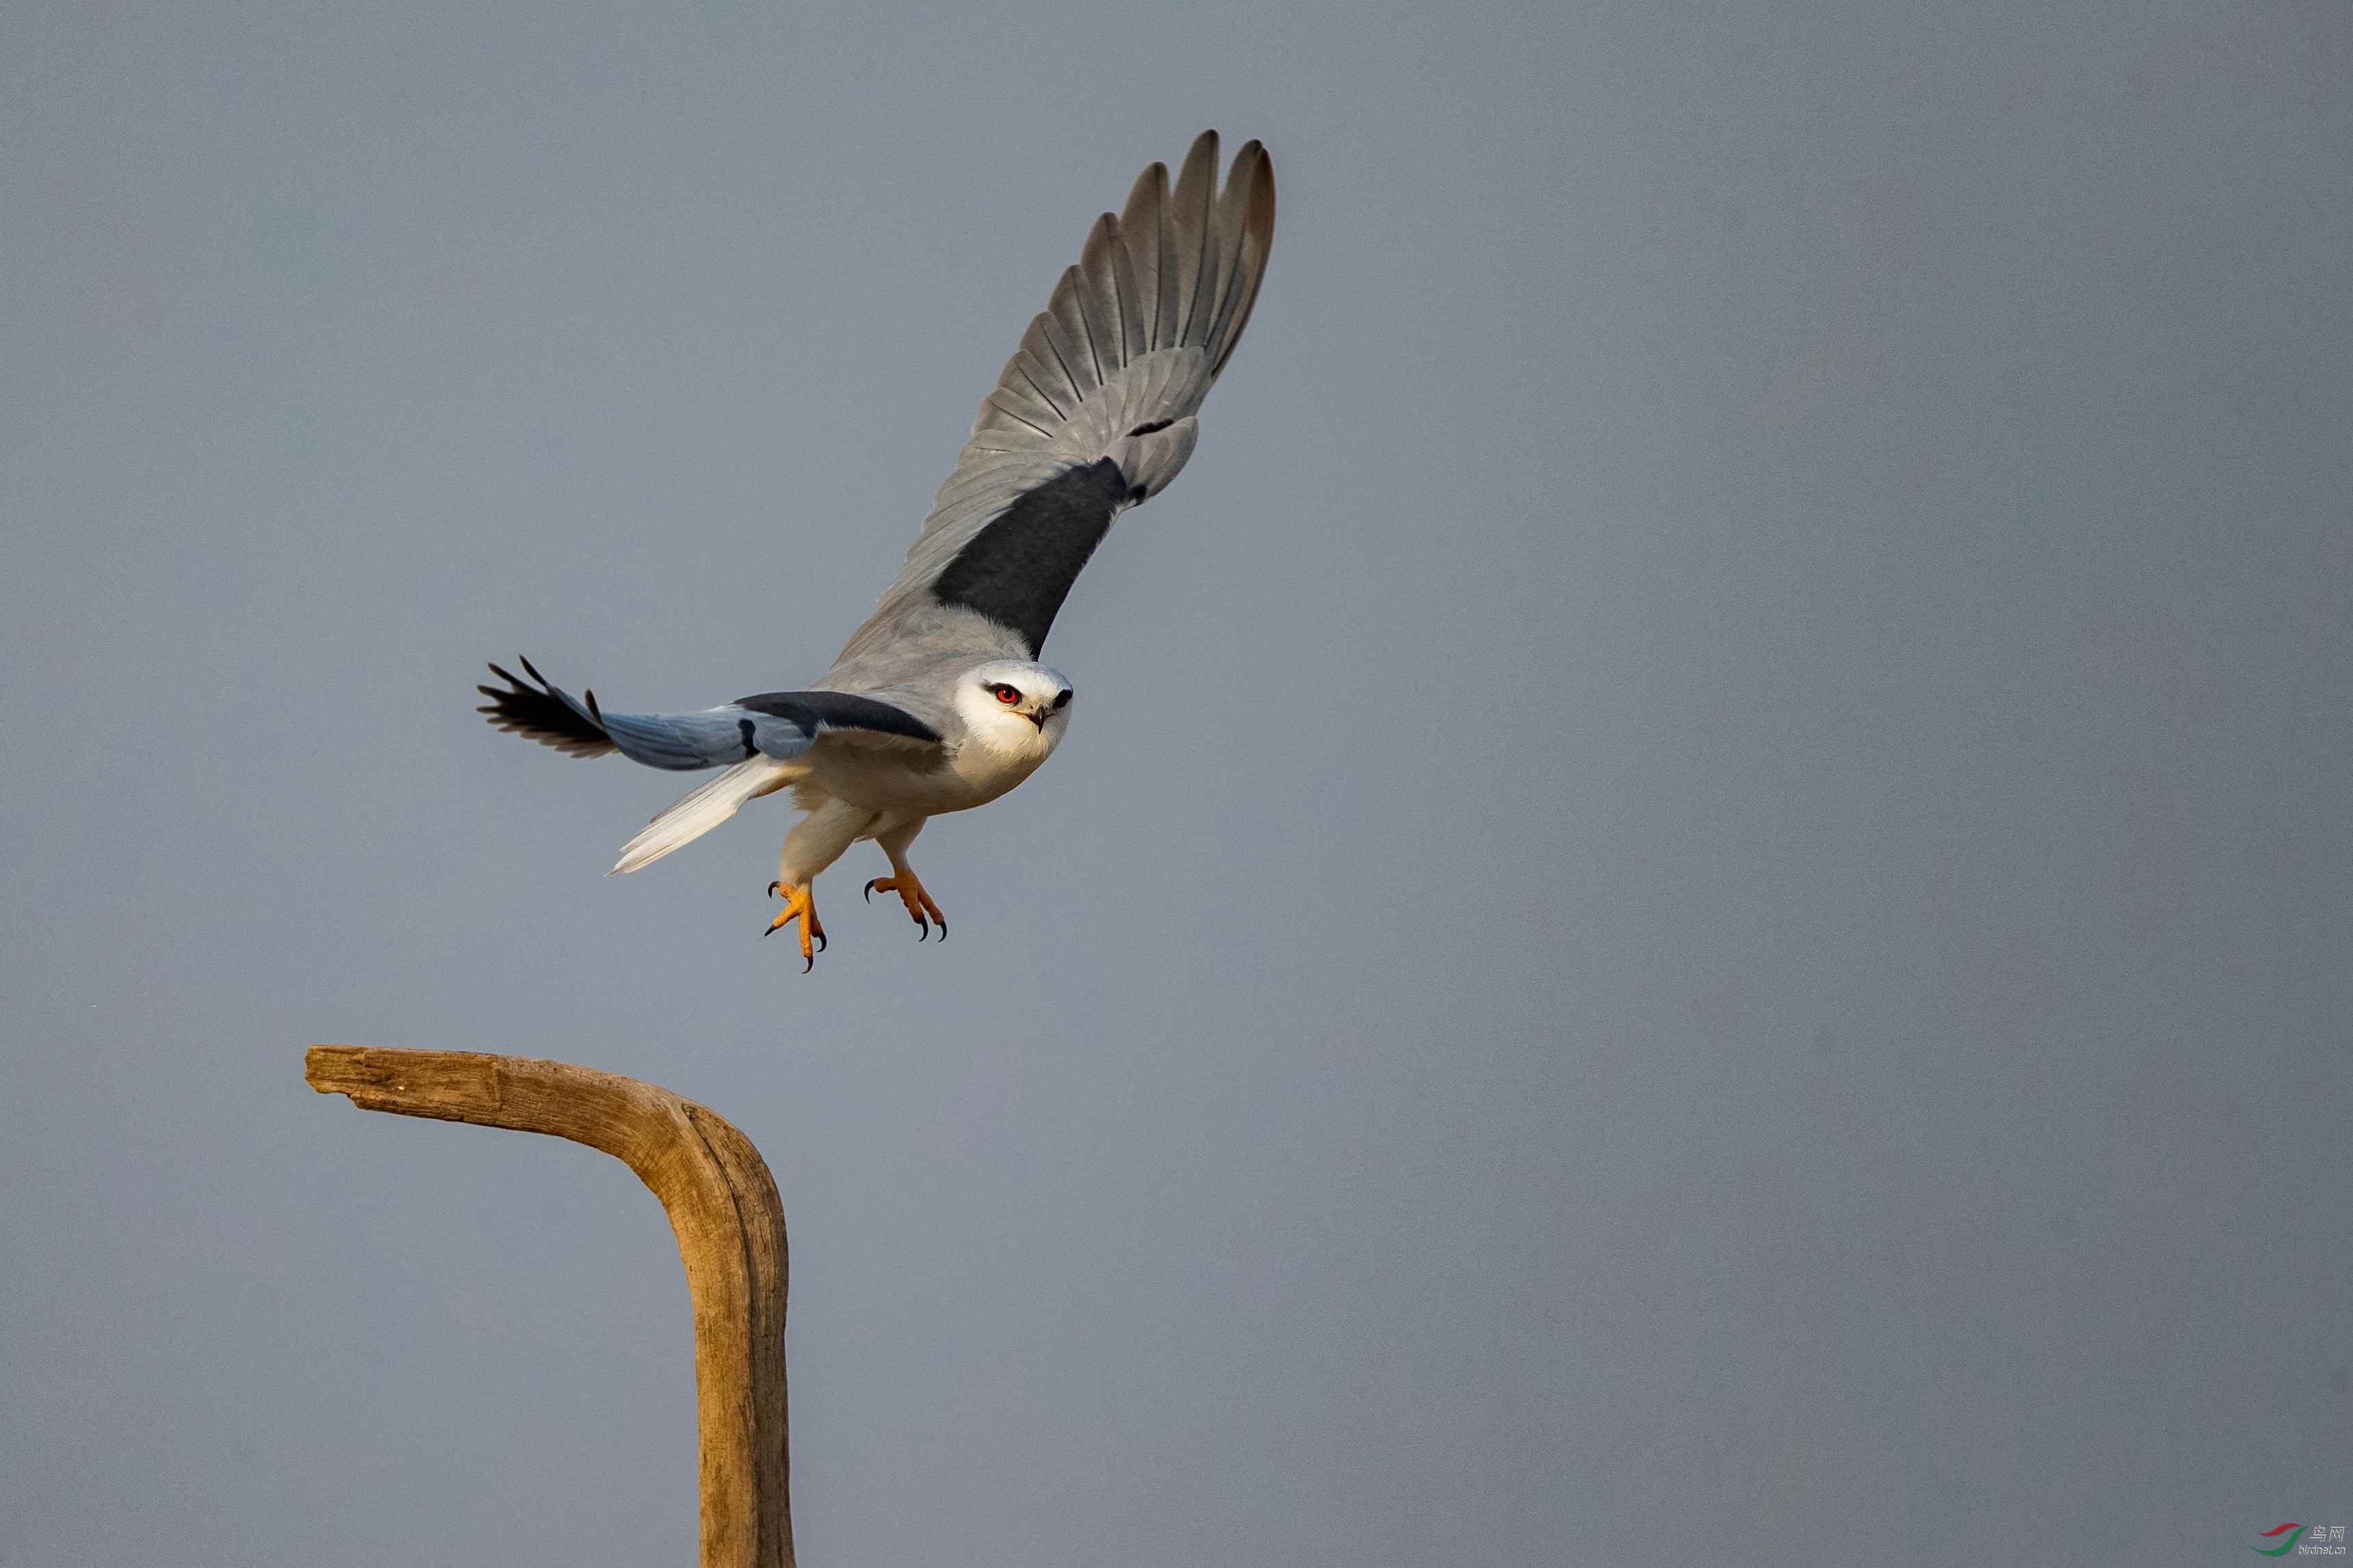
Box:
[765,883,824,969]
[866,870,948,946]
[768,880,781,898]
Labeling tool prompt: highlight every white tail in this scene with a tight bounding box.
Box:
[610,758,794,874]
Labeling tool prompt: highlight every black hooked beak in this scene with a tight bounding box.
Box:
[1026,708,1048,731]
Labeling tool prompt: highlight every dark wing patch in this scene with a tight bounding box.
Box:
[733,690,944,745]
[928,458,1131,655]
[478,659,615,758]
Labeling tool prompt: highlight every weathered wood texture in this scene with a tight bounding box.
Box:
[306,1045,792,1568]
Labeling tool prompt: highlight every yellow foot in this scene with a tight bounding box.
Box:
[864,870,947,941]
[764,881,827,971]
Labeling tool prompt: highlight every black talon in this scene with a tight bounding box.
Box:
[814,929,827,954]
[801,953,813,974]
[768,880,781,898]
[863,878,879,903]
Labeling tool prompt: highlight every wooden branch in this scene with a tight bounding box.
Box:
[306,1045,792,1568]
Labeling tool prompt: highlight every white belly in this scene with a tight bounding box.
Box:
[800,738,1047,817]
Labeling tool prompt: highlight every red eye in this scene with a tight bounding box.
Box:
[992,683,1020,705]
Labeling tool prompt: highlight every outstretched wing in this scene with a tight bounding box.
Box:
[478,659,941,771]
[833,131,1275,670]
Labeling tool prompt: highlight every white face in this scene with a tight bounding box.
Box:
[954,658,1074,758]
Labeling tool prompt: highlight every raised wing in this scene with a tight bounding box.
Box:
[479,659,941,771]
[833,131,1275,668]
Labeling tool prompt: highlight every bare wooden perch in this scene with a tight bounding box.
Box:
[306,1045,792,1568]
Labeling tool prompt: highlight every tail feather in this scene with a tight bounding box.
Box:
[610,757,793,874]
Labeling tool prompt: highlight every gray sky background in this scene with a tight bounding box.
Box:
[4,1,2348,1563]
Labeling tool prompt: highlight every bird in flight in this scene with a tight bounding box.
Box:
[479,132,1275,967]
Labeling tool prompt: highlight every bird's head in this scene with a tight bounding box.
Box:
[955,659,1074,757]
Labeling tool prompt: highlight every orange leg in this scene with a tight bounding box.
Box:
[764,880,827,971]
[864,869,947,941]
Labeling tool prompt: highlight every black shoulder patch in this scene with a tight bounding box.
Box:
[929,458,1130,655]
[733,690,944,745]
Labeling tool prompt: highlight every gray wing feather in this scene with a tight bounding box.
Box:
[479,662,941,772]
[830,131,1274,675]
[595,709,806,771]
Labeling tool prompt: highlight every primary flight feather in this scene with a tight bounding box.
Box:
[478,131,1275,967]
